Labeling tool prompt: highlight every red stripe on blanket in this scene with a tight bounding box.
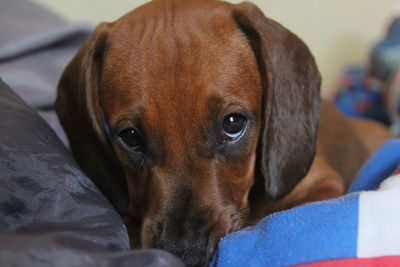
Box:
[296,255,400,267]
[393,168,400,176]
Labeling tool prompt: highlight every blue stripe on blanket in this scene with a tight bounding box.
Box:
[348,139,400,193]
[210,194,359,267]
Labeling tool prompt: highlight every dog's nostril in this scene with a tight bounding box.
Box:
[154,220,164,238]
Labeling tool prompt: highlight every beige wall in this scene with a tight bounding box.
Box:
[33,0,400,95]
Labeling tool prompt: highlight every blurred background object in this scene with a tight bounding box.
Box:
[334,15,400,136]
[31,0,400,96]
[0,0,94,145]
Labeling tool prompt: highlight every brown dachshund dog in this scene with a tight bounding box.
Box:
[55,0,391,266]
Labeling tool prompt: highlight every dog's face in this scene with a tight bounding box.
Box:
[102,7,263,260]
[56,0,321,266]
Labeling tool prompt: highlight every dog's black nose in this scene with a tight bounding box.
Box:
[156,237,209,267]
[152,213,217,267]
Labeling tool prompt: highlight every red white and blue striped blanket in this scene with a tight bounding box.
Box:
[211,139,400,267]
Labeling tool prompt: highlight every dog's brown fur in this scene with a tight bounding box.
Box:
[55,0,392,266]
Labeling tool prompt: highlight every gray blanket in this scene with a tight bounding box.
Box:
[0,0,94,145]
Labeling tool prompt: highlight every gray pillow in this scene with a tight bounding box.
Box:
[0,79,184,267]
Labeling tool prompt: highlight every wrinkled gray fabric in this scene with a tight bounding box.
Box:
[0,233,184,267]
[0,80,185,266]
[0,0,93,107]
[0,79,130,250]
[0,0,94,145]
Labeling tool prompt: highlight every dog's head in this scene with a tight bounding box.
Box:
[56,0,320,266]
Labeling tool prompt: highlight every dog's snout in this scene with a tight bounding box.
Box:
[146,217,215,267]
[145,205,228,266]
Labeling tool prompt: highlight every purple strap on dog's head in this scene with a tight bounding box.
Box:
[100,108,111,138]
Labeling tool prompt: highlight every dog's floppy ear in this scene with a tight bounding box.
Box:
[233,3,321,199]
[55,23,129,213]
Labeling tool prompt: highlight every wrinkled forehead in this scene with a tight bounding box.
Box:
[99,1,262,129]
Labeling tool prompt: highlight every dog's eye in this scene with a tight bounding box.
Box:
[118,128,141,150]
[222,113,247,141]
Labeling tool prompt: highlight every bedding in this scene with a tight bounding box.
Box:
[211,140,400,267]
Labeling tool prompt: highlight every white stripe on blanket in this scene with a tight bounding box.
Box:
[358,174,400,257]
